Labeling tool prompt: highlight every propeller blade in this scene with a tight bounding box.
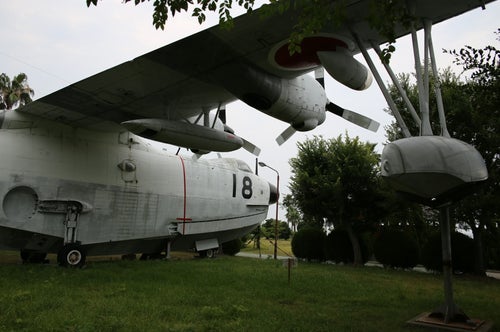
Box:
[242,139,261,156]
[218,104,226,124]
[276,126,297,146]
[314,67,325,88]
[326,101,380,132]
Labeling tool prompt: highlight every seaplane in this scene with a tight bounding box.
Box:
[0,0,492,267]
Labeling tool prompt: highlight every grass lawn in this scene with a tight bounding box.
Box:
[241,238,293,257]
[0,252,498,332]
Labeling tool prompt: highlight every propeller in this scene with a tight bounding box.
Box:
[325,101,380,132]
[243,140,261,156]
[218,104,261,156]
[316,66,379,131]
[275,68,379,146]
[276,126,297,146]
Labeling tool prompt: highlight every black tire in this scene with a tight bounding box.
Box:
[206,249,216,258]
[58,244,86,268]
[199,248,217,259]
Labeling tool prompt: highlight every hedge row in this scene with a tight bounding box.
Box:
[291,227,476,272]
[291,228,369,264]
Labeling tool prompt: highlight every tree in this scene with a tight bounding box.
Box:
[384,30,500,274]
[377,179,439,255]
[445,31,500,274]
[261,218,291,240]
[0,73,34,110]
[291,227,325,261]
[86,0,256,30]
[289,133,381,265]
[282,194,301,233]
[373,229,419,269]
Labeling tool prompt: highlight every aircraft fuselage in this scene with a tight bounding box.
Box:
[0,111,272,262]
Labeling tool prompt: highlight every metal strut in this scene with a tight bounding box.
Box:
[351,8,453,139]
[63,204,81,245]
[349,28,412,138]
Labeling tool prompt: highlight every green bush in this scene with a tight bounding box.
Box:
[221,238,242,256]
[421,231,475,273]
[373,229,419,269]
[324,229,369,264]
[261,219,292,240]
[291,228,325,261]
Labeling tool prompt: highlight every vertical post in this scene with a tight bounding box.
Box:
[288,258,292,285]
[257,225,262,259]
[440,205,456,323]
[258,162,280,260]
[274,173,280,260]
[165,240,171,260]
[431,205,469,324]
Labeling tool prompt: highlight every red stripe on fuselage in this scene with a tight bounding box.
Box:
[176,155,191,234]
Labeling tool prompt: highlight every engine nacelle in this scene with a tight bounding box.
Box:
[268,34,372,91]
[317,50,372,91]
[261,75,327,132]
[210,62,327,134]
[122,118,243,152]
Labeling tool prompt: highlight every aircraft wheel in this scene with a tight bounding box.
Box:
[58,244,86,268]
[199,248,217,259]
[206,249,216,259]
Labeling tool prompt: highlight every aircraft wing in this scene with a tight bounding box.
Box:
[17,0,495,132]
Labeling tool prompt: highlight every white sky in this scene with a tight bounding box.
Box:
[1,1,499,220]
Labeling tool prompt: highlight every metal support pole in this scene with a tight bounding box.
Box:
[258,162,280,260]
[429,205,471,324]
[410,24,433,136]
[424,19,450,137]
[370,42,421,127]
[440,205,457,323]
[274,173,280,260]
[350,28,412,138]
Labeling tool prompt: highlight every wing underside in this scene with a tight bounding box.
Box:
[17,0,494,132]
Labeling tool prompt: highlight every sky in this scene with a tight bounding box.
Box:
[1,1,499,221]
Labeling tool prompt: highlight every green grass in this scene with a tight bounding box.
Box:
[0,253,498,332]
[241,238,293,257]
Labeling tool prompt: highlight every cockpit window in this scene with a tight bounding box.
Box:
[236,159,252,173]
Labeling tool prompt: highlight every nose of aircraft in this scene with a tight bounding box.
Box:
[268,182,278,205]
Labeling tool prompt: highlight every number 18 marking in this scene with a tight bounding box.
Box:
[232,174,253,199]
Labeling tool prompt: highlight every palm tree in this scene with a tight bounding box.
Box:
[0,73,35,110]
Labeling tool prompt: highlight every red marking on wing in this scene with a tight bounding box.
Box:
[273,36,348,70]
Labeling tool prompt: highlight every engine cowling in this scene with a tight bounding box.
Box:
[268,34,372,91]
[261,75,327,132]
[317,50,372,91]
[211,62,327,134]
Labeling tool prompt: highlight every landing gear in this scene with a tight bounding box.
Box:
[58,244,86,268]
[199,248,218,259]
